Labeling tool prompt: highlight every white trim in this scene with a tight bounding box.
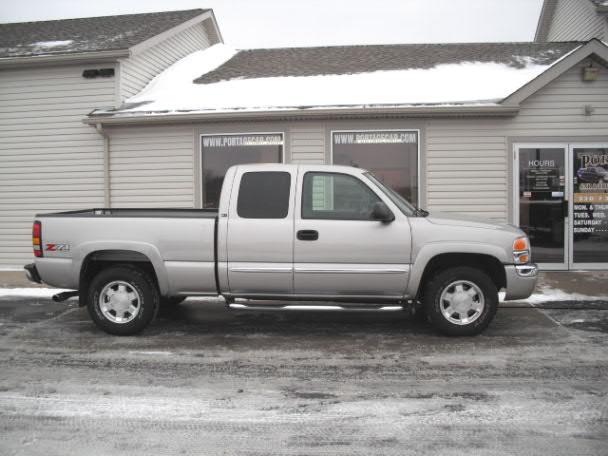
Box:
[128,11,213,56]
[513,143,570,271]
[199,132,286,208]
[330,128,421,207]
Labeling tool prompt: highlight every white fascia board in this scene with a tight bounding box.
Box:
[0,49,129,68]
[502,39,608,106]
[128,11,214,57]
[83,105,519,126]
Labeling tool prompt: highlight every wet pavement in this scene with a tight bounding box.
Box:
[1,295,607,455]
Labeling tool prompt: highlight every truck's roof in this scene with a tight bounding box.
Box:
[230,163,369,174]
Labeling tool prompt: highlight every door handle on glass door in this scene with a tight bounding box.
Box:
[297,230,319,241]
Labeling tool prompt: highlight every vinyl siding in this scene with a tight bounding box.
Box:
[119,21,212,101]
[107,125,196,207]
[0,64,114,267]
[426,58,608,221]
[288,124,327,164]
[548,0,607,41]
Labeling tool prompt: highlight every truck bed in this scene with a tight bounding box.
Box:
[36,208,218,218]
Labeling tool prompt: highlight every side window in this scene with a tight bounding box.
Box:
[302,172,381,220]
[237,172,291,219]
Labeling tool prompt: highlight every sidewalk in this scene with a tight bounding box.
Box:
[1,269,607,302]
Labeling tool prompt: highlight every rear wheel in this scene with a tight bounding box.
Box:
[87,266,159,336]
[423,266,498,336]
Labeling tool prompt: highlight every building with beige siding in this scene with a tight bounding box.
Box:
[1,4,608,271]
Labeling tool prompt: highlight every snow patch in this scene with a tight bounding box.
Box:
[0,287,71,298]
[32,40,74,48]
[514,286,608,304]
[113,43,566,115]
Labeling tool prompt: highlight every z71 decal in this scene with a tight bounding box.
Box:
[45,242,70,252]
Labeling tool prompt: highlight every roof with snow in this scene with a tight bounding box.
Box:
[0,9,210,59]
[89,40,596,121]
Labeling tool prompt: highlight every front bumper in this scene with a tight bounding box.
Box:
[503,264,538,300]
[24,263,42,284]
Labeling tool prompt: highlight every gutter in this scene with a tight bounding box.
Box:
[83,105,520,126]
[95,123,111,207]
[0,49,130,68]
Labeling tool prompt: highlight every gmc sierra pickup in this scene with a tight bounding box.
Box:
[25,164,537,336]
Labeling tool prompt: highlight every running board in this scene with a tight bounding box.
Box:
[228,303,405,312]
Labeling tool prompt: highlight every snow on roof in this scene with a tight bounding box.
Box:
[94,42,582,117]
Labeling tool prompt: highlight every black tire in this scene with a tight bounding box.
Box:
[423,266,498,336]
[87,265,159,336]
[160,296,187,307]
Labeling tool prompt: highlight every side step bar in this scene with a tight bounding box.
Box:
[229,303,405,312]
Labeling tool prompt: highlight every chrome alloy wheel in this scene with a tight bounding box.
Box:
[99,281,141,324]
[439,280,485,326]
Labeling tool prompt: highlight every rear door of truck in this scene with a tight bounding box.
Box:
[220,165,296,295]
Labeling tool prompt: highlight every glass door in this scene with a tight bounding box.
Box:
[514,145,568,269]
[570,144,608,269]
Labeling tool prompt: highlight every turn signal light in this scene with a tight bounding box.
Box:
[32,221,42,258]
[513,237,530,264]
[513,238,528,251]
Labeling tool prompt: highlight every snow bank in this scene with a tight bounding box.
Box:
[116,43,568,115]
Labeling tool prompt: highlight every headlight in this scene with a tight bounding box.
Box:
[513,237,530,264]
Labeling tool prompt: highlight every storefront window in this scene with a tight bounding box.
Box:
[201,133,283,208]
[332,130,418,205]
[572,147,608,264]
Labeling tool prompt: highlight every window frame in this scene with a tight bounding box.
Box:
[199,132,285,209]
[301,171,384,221]
[329,128,421,207]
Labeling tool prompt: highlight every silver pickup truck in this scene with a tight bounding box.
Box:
[25,164,537,336]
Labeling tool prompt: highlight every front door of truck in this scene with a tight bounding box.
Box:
[224,166,295,295]
[293,169,411,298]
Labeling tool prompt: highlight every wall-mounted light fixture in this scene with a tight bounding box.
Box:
[582,63,599,82]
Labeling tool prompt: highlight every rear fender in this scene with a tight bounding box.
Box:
[73,241,168,295]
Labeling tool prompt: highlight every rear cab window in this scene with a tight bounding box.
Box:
[237,171,291,219]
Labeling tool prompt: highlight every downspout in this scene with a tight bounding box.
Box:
[95,122,111,207]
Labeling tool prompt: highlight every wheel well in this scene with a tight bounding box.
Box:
[79,250,159,305]
[417,253,506,299]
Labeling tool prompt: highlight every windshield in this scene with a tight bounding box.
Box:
[364,172,419,216]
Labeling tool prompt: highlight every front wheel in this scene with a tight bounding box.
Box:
[87,266,159,336]
[423,266,498,336]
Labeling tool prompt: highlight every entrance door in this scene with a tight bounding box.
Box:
[570,144,608,269]
[514,144,569,269]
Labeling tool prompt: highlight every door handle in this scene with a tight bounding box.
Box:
[562,199,569,218]
[297,230,319,241]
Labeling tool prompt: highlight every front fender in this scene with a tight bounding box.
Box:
[406,242,508,297]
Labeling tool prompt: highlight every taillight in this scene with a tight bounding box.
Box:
[33,221,42,258]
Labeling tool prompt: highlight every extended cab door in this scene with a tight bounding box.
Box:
[293,168,411,298]
[220,165,296,296]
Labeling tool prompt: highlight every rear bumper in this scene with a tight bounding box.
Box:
[24,263,42,284]
[503,264,538,300]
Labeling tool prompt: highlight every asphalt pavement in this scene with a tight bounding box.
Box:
[1,295,607,455]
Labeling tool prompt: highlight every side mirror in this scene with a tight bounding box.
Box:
[371,202,395,223]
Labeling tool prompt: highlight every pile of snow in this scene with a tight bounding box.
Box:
[111,43,579,115]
